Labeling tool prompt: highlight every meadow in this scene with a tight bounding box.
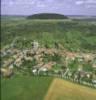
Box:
[1,75,53,100]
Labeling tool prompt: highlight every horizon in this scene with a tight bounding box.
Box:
[1,13,96,17]
[1,0,96,16]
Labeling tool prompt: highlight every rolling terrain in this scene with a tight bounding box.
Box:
[1,17,96,52]
[1,15,96,100]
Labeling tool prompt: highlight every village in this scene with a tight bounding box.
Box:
[1,40,96,88]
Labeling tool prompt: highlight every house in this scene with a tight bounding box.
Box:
[65,52,76,60]
[32,69,37,75]
[92,63,96,68]
[3,59,14,67]
[1,67,13,78]
[83,54,93,62]
[76,55,84,62]
[14,58,22,67]
[42,62,56,70]
[1,51,7,57]
[38,67,48,75]
[24,56,33,61]
[39,67,48,72]
[9,64,14,69]
[92,80,96,84]
[78,65,83,71]
[32,40,39,52]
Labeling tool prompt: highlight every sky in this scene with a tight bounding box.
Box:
[1,0,96,15]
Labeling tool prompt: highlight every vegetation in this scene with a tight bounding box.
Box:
[43,53,61,63]
[1,16,96,100]
[45,78,96,100]
[1,75,53,100]
[1,17,96,52]
[27,13,68,19]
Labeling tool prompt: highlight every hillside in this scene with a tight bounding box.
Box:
[1,19,96,52]
[27,13,68,19]
[1,16,96,100]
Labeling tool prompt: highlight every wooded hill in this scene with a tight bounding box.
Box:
[27,13,68,19]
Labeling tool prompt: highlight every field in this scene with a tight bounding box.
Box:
[1,76,96,100]
[1,75,53,100]
[45,78,96,100]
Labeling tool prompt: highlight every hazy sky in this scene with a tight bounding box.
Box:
[1,0,96,15]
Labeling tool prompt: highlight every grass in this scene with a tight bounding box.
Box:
[44,78,96,100]
[1,75,53,100]
[1,75,96,100]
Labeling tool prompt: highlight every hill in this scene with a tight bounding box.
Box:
[27,13,68,19]
[1,19,96,52]
[45,78,96,100]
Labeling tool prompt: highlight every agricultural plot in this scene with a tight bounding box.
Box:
[45,78,96,100]
[1,75,53,100]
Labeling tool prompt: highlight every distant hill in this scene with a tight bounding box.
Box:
[27,13,68,19]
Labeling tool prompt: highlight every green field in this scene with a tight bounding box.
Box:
[1,76,96,100]
[1,75,53,100]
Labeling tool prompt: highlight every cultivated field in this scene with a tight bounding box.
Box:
[45,78,96,100]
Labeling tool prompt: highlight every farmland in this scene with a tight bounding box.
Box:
[45,78,96,100]
[1,76,96,100]
[1,75,53,100]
